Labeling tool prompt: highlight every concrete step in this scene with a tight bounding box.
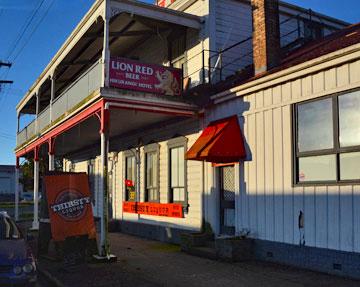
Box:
[205,240,215,249]
[187,246,218,261]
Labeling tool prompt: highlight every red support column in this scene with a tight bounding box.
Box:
[48,138,56,171]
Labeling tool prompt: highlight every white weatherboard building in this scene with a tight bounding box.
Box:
[0,165,18,200]
[14,0,360,278]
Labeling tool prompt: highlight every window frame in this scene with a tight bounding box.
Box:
[293,89,360,186]
[168,137,188,208]
[168,31,187,69]
[124,150,137,202]
[144,143,160,203]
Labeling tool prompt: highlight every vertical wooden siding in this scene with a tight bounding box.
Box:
[208,59,360,252]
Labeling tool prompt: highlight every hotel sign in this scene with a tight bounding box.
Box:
[109,57,182,96]
[123,202,183,218]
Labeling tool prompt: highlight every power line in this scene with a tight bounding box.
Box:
[0,133,15,140]
[12,0,55,62]
[0,132,15,138]
[5,0,46,61]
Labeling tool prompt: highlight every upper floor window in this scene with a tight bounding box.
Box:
[169,33,186,69]
[144,144,160,202]
[168,137,188,207]
[294,90,360,184]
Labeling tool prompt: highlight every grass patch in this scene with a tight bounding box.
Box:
[150,243,181,253]
[0,202,34,208]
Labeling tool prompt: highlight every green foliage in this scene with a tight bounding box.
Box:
[19,156,64,191]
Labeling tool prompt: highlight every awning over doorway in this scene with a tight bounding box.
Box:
[186,115,246,163]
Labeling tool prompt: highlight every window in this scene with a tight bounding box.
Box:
[168,137,187,206]
[169,33,186,69]
[170,146,186,203]
[145,146,159,202]
[0,216,21,240]
[125,154,137,201]
[294,90,360,184]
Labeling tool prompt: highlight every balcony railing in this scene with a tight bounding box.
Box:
[17,61,102,147]
[182,9,329,86]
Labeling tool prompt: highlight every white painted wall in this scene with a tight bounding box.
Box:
[71,119,204,231]
[112,120,203,231]
[0,167,22,196]
[207,50,360,252]
[0,177,11,194]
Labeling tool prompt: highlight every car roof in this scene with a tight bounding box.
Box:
[0,211,10,218]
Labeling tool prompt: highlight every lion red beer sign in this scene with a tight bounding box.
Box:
[45,173,96,241]
[109,57,182,96]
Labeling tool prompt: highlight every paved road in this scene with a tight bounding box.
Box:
[38,233,360,287]
[35,274,53,287]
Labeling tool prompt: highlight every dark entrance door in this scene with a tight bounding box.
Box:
[219,165,235,235]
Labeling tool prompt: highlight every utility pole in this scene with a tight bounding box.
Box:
[0,61,13,91]
[0,61,12,68]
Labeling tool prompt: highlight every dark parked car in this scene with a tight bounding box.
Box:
[0,211,37,286]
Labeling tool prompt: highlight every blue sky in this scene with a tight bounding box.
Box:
[0,0,358,165]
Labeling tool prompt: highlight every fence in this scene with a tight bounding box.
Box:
[17,61,102,147]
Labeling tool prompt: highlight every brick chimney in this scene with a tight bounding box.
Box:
[252,0,281,75]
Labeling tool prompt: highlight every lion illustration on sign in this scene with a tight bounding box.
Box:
[155,70,180,96]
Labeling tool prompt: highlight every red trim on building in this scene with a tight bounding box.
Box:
[100,107,110,134]
[16,99,104,158]
[48,137,56,155]
[34,146,40,162]
[16,97,199,158]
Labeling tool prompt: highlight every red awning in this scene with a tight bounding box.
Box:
[186,115,246,163]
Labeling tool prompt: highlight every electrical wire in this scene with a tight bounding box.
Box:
[11,0,55,62]
[5,0,46,61]
[0,130,15,137]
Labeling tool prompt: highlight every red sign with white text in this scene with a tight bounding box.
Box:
[123,202,183,218]
[109,57,182,96]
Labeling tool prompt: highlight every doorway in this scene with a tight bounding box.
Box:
[219,165,235,236]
